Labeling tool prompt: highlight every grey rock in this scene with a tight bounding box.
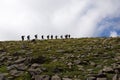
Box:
[90,61,96,67]
[103,66,114,73]
[112,74,120,80]
[7,65,15,71]
[28,68,42,78]
[67,62,73,69]
[56,50,65,53]
[0,73,5,80]
[14,63,28,71]
[51,75,61,80]
[34,75,50,80]
[9,70,24,77]
[31,63,40,69]
[62,78,72,80]
[74,60,81,65]
[0,52,6,58]
[96,78,107,80]
[87,77,96,80]
[14,58,26,64]
[0,57,7,62]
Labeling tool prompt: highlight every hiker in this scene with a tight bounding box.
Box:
[27,35,30,41]
[60,35,63,39]
[55,35,58,39]
[21,36,25,41]
[68,34,71,38]
[35,34,38,39]
[51,35,53,39]
[41,35,44,40]
[65,35,68,39]
[47,35,49,39]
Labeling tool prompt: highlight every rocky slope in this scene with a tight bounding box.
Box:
[0,38,120,80]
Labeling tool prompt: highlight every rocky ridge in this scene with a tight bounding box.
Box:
[0,38,120,80]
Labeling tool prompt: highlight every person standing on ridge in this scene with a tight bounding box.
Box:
[21,35,25,41]
[41,35,44,40]
[27,35,30,41]
[51,35,53,39]
[35,34,38,39]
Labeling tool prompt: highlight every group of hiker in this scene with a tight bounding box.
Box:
[21,34,71,41]
[21,34,37,41]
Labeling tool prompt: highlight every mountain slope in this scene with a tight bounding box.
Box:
[0,38,120,80]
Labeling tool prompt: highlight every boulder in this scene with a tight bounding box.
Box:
[0,73,6,80]
[56,50,66,53]
[9,70,24,77]
[51,75,61,80]
[14,58,26,64]
[14,63,28,71]
[90,61,96,67]
[67,62,73,69]
[103,66,114,73]
[96,78,107,80]
[0,57,7,62]
[87,77,96,80]
[62,78,72,80]
[28,68,42,78]
[34,75,50,80]
[7,65,15,71]
[31,63,40,69]
[112,74,120,80]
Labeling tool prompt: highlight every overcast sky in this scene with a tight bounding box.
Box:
[0,0,120,40]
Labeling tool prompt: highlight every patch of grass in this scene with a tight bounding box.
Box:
[0,65,8,73]
[41,61,67,75]
[15,72,31,80]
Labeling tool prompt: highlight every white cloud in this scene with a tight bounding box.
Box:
[0,0,120,40]
[110,31,118,37]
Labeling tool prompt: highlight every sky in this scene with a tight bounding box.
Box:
[0,0,120,40]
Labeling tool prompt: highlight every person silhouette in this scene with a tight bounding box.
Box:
[55,35,58,39]
[41,35,44,40]
[35,34,38,39]
[47,35,49,39]
[68,34,71,38]
[51,35,53,39]
[60,35,63,39]
[27,35,30,41]
[65,35,68,39]
[21,36,25,41]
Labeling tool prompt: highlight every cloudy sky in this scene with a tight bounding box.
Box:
[0,0,120,40]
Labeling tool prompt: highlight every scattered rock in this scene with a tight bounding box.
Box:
[28,68,42,78]
[67,62,73,69]
[0,73,6,80]
[87,77,96,80]
[7,65,15,71]
[62,78,72,80]
[34,75,50,80]
[14,58,26,64]
[56,50,66,53]
[103,66,114,73]
[31,63,40,69]
[74,60,81,65]
[51,75,61,80]
[112,74,120,80]
[96,78,107,80]
[90,61,97,67]
[14,63,28,71]
[9,70,24,77]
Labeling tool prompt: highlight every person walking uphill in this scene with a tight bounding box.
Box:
[21,36,25,41]
[27,35,30,41]
[35,34,38,40]
[41,35,44,40]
